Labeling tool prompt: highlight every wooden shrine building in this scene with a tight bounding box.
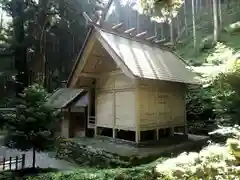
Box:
[49,26,198,145]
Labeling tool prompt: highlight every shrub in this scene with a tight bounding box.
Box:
[1,84,61,168]
[154,125,240,179]
[154,143,240,179]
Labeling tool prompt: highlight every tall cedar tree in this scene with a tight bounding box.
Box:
[3,84,60,168]
[12,0,29,94]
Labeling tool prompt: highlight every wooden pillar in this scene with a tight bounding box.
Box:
[135,130,140,143]
[61,108,70,138]
[169,127,174,137]
[94,89,97,137]
[184,126,188,135]
[156,128,159,140]
[184,85,188,135]
[113,91,116,139]
[135,82,140,144]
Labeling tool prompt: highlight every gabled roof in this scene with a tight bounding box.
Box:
[46,88,83,109]
[68,27,199,86]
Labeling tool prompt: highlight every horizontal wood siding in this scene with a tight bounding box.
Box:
[96,71,137,131]
[138,80,186,131]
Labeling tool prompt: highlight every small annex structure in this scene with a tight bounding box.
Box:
[55,26,199,144]
[46,88,90,137]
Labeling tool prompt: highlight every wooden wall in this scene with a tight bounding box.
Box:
[95,70,137,131]
[137,79,186,131]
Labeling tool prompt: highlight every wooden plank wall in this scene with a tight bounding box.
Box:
[137,80,186,131]
[95,70,137,131]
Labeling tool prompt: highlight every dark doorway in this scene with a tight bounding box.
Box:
[69,107,88,138]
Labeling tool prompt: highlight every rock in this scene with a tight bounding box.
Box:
[225,22,240,34]
[199,35,216,52]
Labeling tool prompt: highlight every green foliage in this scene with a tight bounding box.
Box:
[186,86,214,121]
[187,60,240,129]
[153,126,240,179]
[210,62,240,125]
[138,0,183,22]
[22,167,154,180]
[154,143,240,179]
[2,84,60,152]
[181,27,240,129]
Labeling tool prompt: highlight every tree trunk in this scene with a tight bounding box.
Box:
[191,0,196,49]
[213,0,219,42]
[169,7,174,44]
[218,0,222,30]
[32,147,36,168]
[38,0,48,85]
[12,0,28,95]
[184,0,188,36]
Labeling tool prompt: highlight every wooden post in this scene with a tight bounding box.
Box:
[184,125,188,135]
[67,108,71,138]
[9,157,12,170]
[2,157,5,170]
[170,127,174,137]
[156,128,159,140]
[94,89,97,137]
[21,154,25,169]
[113,91,116,139]
[15,156,18,170]
[135,82,140,144]
[184,86,188,135]
[135,130,140,143]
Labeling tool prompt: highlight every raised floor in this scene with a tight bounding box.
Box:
[72,134,209,158]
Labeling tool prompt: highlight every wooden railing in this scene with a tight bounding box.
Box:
[0,154,25,171]
[88,116,96,128]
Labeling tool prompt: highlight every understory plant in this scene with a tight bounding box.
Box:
[154,126,240,180]
[1,84,60,168]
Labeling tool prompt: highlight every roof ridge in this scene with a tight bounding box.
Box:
[97,27,172,50]
[96,26,192,68]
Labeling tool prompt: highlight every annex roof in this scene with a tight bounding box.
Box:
[46,88,83,109]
